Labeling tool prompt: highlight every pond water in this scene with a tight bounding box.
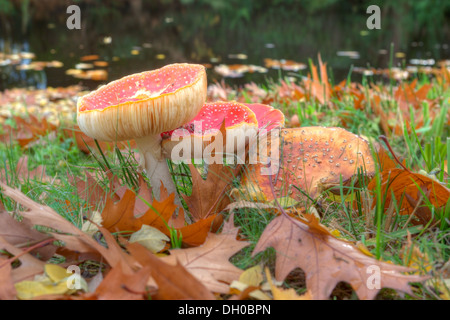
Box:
[1,2,449,91]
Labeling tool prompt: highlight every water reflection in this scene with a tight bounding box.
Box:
[0,1,449,90]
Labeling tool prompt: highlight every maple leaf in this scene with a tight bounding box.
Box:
[161,216,249,293]
[253,214,427,300]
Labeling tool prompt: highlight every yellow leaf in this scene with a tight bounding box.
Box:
[265,267,312,300]
[239,265,264,287]
[15,280,70,300]
[356,242,374,257]
[81,210,103,235]
[129,224,170,253]
[45,264,70,283]
[229,280,271,300]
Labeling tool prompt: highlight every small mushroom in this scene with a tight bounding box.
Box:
[77,63,207,201]
[241,103,285,132]
[161,101,259,164]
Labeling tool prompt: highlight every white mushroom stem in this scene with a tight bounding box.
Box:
[135,135,181,205]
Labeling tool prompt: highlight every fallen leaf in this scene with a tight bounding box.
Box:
[265,267,312,300]
[127,243,215,300]
[368,168,450,224]
[253,214,427,300]
[161,217,249,293]
[129,224,170,253]
[0,257,16,300]
[182,163,241,221]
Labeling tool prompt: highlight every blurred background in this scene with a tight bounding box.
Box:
[0,0,449,90]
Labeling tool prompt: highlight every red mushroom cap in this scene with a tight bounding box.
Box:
[242,103,285,131]
[161,101,259,159]
[77,63,207,141]
[240,127,375,202]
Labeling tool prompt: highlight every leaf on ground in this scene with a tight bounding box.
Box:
[368,168,450,224]
[101,188,177,234]
[129,224,170,253]
[87,260,152,300]
[253,214,428,300]
[102,181,217,247]
[0,114,57,148]
[0,156,51,184]
[0,257,16,300]
[265,267,312,300]
[0,205,56,260]
[0,235,46,283]
[0,183,135,269]
[161,216,249,293]
[68,171,117,211]
[127,242,215,300]
[183,163,241,221]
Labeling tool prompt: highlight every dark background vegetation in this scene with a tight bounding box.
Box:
[1,0,449,88]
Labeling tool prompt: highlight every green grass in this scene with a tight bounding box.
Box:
[1,64,449,300]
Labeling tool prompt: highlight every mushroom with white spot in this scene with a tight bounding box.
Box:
[76,63,207,201]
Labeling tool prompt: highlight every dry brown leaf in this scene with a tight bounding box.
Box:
[0,114,58,148]
[88,261,152,300]
[0,235,46,283]
[368,168,450,224]
[161,217,249,293]
[182,163,241,221]
[0,156,51,184]
[101,188,177,234]
[0,257,16,300]
[253,214,427,300]
[265,267,312,300]
[0,207,56,261]
[127,243,215,300]
[0,183,135,269]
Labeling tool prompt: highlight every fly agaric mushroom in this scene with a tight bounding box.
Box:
[77,63,207,200]
[239,127,375,202]
[161,101,260,164]
[242,103,285,132]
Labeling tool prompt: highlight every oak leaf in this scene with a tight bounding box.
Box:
[127,243,215,300]
[253,214,427,300]
[0,257,16,300]
[161,216,249,293]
